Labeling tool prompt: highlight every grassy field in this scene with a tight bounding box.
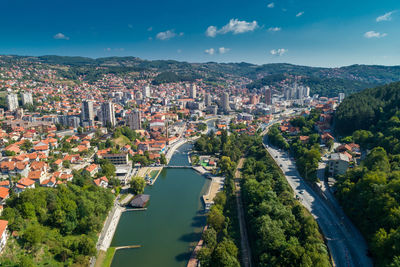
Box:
[149,170,160,179]
[114,135,130,147]
[95,247,116,267]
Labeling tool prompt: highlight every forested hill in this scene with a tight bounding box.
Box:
[2,55,400,96]
[335,81,400,138]
[334,81,400,266]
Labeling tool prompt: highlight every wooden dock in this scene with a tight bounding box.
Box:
[123,208,147,212]
[115,245,142,251]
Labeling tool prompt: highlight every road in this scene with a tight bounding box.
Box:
[265,144,372,267]
[234,158,253,267]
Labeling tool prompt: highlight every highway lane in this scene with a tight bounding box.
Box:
[265,144,372,267]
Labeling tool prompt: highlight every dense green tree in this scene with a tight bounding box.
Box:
[130,177,146,195]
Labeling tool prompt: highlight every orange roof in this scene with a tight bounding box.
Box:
[28,170,42,180]
[33,145,49,151]
[18,178,35,187]
[0,188,9,199]
[0,219,8,238]
[86,164,98,173]
[0,181,10,187]
[31,161,47,171]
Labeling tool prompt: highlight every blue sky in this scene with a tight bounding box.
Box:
[1,0,399,67]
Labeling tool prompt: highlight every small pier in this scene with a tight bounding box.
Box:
[115,245,142,251]
[123,208,147,212]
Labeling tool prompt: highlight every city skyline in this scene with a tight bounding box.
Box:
[1,0,399,67]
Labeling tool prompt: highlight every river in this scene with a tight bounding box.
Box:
[110,142,210,267]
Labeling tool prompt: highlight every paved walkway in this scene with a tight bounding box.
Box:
[97,201,124,252]
[234,158,253,267]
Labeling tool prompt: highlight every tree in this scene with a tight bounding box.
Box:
[326,139,334,151]
[130,177,146,195]
[207,207,225,233]
[23,225,44,247]
[160,154,167,165]
[202,228,217,249]
[212,239,240,267]
[62,160,70,169]
[100,160,116,178]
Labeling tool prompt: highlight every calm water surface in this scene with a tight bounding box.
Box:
[110,143,209,267]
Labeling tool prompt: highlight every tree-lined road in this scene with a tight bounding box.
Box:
[234,158,252,267]
[265,144,372,267]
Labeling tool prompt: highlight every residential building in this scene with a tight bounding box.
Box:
[21,92,33,105]
[189,84,197,99]
[101,101,116,127]
[6,94,18,111]
[102,153,129,165]
[142,85,151,98]
[81,100,94,126]
[205,93,212,106]
[127,109,141,130]
[265,87,272,105]
[328,153,350,176]
[0,220,8,253]
[222,92,230,113]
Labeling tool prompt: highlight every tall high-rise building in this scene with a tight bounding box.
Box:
[6,93,19,111]
[265,87,272,105]
[305,86,310,98]
[101,101,116,127]
[338,93,345,103]
[250,95,259,105]
[127,109,141,130]
[135,91,143,100]
[142,86,151,98]
[81,100,94,126]
[189,84,197,99]
[222,92,230,112]
[205,93,212,106]
[21,92,33,105]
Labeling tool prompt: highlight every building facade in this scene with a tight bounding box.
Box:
[101,101,116,127]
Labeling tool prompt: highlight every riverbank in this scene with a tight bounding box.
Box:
[202,176,224,211]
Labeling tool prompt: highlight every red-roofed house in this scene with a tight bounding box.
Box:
[15,178,35,194]
[93,176,108,188]
[86,164,99,176]
[0,219,8,252]
[0,188,9,204]
[40,176,57,188]
[27,170,46,183]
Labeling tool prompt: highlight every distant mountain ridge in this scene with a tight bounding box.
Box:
[2,54,400,97]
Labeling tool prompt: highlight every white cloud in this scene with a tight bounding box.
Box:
[218,47,230,54]
[206,19,258,37]
[104,48,124,52]
[177,49,182,53]
[156,30,176,40]
[206,26,217,37]
[267,2,274,8]
[179,32,184,36]
[296,11,304,17]
[268,27,281,32]
[220,19,258,34]
[147,27,153,31]
[205,48,215,55]
[53,33,69,40]
[364,31,387,38]
[270,48,287,56]
[376,11,396,22]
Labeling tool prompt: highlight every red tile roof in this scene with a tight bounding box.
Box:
[0,219,8,238]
